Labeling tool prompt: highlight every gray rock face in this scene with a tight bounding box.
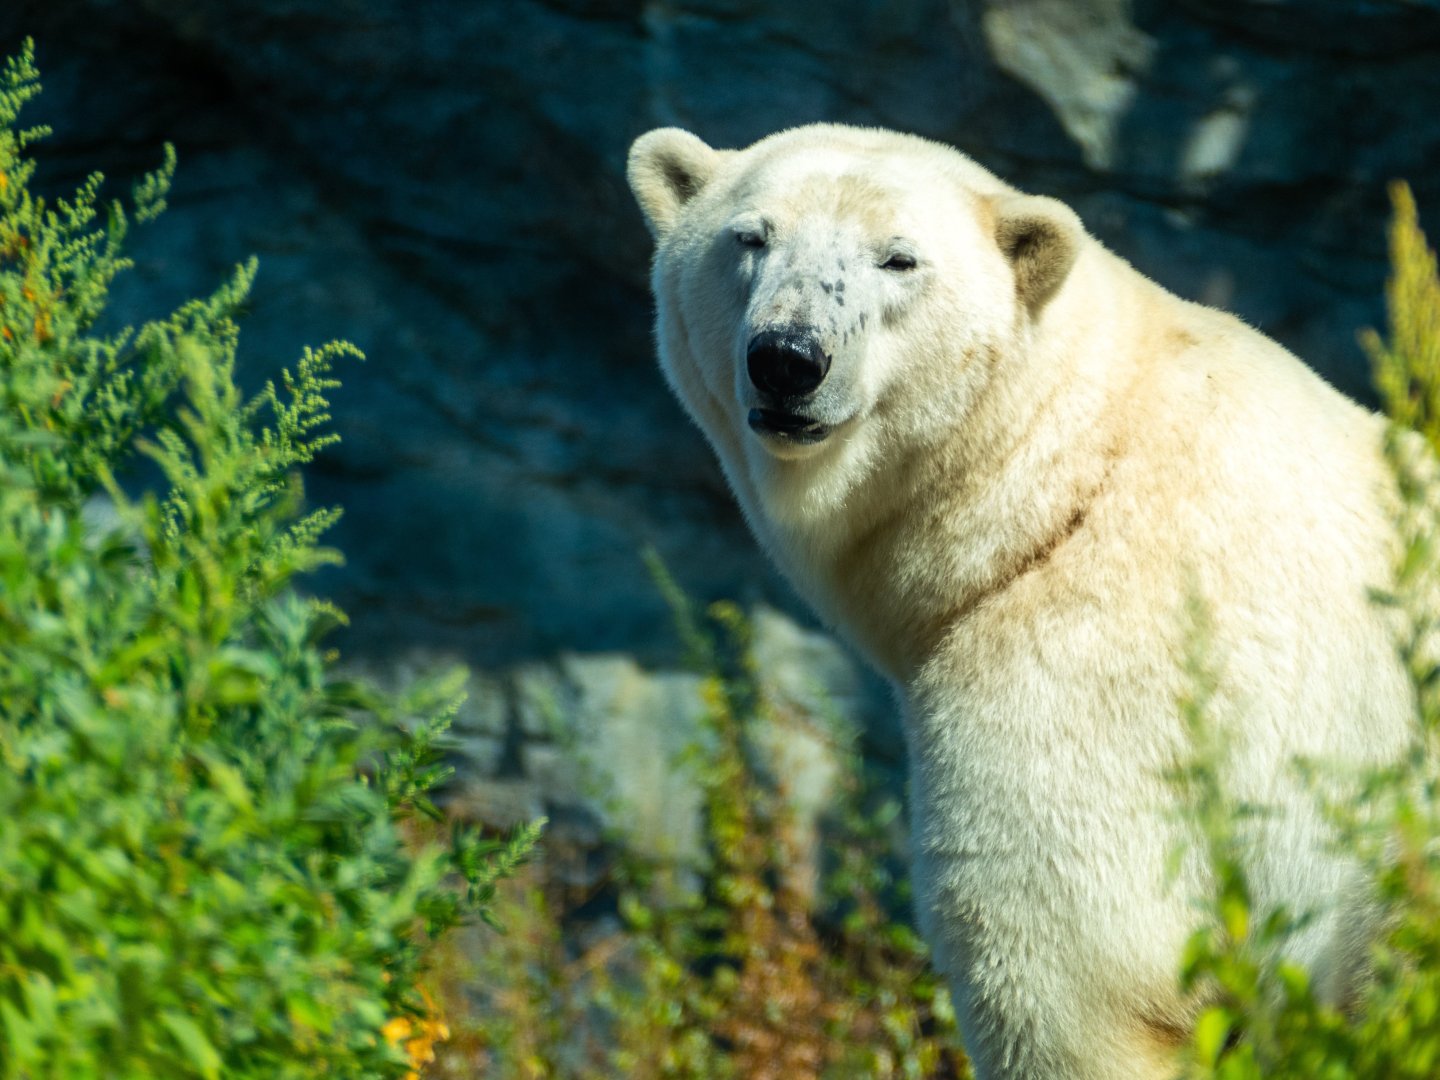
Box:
[5,0,1439,852]
[354,605,884,889]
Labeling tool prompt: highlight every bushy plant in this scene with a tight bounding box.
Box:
[0,42,538,1079]
[1175,185,1440,1078]
[434,566,968,1080]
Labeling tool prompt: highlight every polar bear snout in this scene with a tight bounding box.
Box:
[746,329,832,400]
[744,329,838,445]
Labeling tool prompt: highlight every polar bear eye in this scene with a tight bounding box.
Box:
[881,251,918,271]
[735,229,767,250]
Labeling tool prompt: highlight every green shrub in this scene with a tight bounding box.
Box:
[1175,186,1440,1078]
[0,42,538,1079]
[438,571,968,1080]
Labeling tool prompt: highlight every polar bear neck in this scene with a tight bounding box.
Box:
[746,243,1148,683]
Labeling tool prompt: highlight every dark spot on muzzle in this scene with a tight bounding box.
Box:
[746,329,831,400]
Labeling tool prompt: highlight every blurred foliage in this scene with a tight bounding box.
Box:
[0,41,538,1079]
[427,572,969,1079]
[1176,184,1440,1078]
[1367,183,1440,457]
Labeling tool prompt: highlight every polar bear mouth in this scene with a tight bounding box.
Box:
[747,407,831,444]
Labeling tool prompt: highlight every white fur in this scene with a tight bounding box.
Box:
[627,123,1414,1079]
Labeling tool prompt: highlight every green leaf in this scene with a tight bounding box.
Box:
[159,1011,221,1080]
[1193,1006,1234,1065]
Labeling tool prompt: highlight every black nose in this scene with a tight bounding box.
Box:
[746,330,831,399]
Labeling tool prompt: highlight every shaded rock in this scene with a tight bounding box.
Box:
[746,606,885,898]
[448,778,547,830]
[751,604,891,750]
[379,607,889,887]
[542,655,712,864]
[512,662,580,742]
[7,0,1434,680]
[981,0,1155,170]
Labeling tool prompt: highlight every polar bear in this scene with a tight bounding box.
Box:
[626,123,1414,1079]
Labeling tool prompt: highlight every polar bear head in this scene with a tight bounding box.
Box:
[627,124,1086,518]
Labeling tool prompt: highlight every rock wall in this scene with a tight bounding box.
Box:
[5,0,1439,851]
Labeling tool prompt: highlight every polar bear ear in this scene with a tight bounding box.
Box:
[991,193,1084,316]
[628,128,723,239]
